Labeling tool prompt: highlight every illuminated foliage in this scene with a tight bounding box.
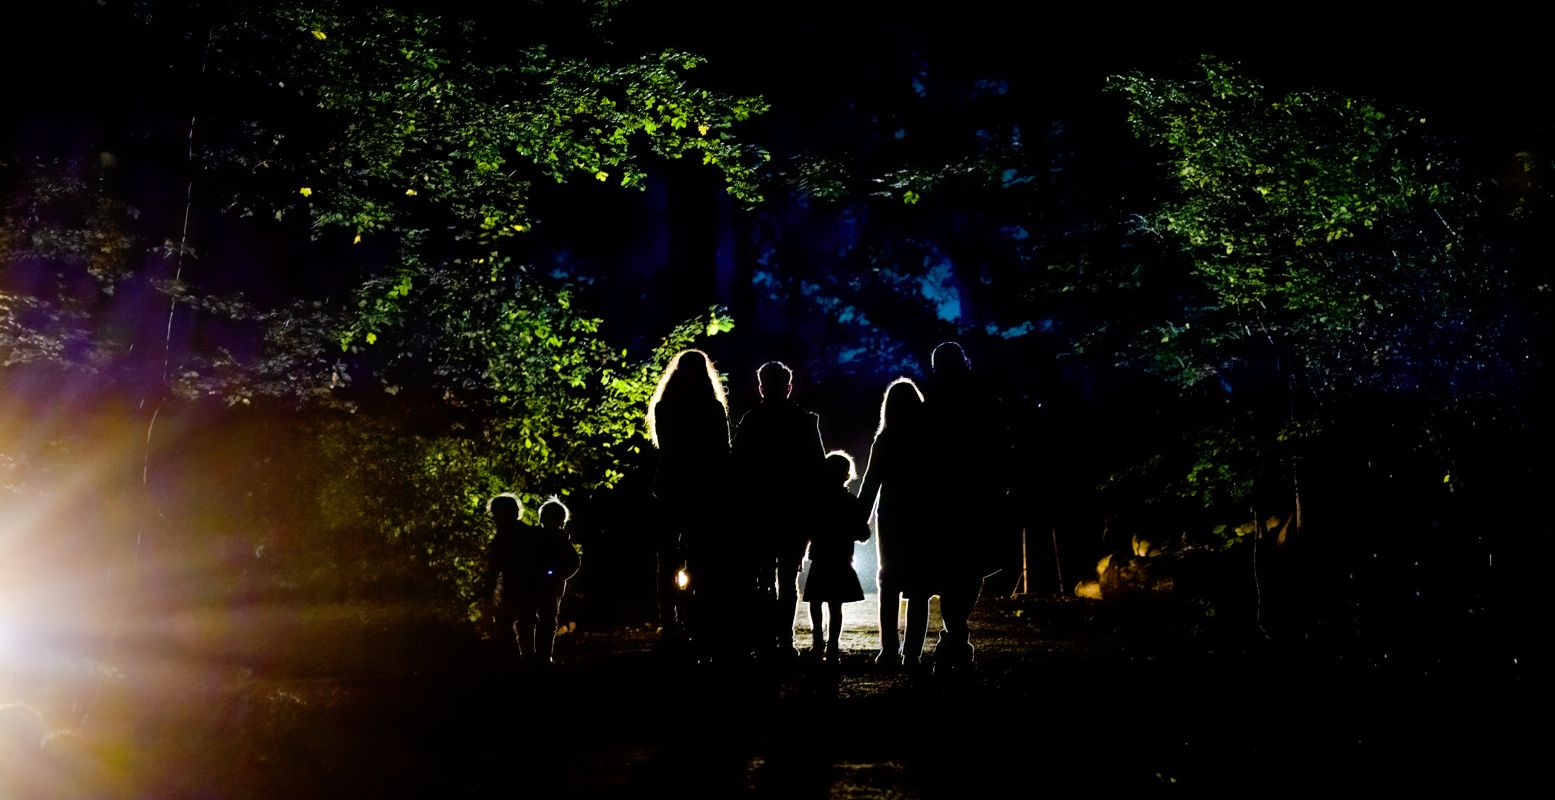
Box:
[198,1,762,606]
[1108,58,1518,514]
[1110,57,1508,398]
[2,2,758,612]
[218,1,768,245]
[315,306,728,612]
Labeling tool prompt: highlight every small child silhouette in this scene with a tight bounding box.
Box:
[484,494,581,668]
[803,451,870,662]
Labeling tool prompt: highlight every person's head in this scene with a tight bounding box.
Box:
[646,348,730,448]
[487,493,523,525]
[824,450,857,488]
[877,377,925,436]
[538,497,570,530]
[931,341,971,377]
[756,361,793,400]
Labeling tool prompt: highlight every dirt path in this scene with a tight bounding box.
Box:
[2,594,1530,797]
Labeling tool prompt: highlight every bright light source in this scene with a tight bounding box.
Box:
[675,568,690,590]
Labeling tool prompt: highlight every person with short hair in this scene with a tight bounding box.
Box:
[482,493,580,668]
[923,342,1009,676]
[732,360,828,659]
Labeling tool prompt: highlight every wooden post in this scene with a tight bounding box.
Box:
[1011,527,1029,598]
[1021,527,1029,595]
[1050,526,1063,597]
[1007,522,1032,591]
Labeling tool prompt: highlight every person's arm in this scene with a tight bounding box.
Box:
[478,533,502,623]
[808,413,829,493]
[558,534,581,581]
[480,534,499,596]
[730,409,751,460]
[856,435,887,523]
[847,495,873,542]
[715,398,733,448]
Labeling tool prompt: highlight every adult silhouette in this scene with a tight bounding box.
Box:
[857,377,934,668]
[731,361,828,658]
[922,341,1007,674]
[646,349,732,650]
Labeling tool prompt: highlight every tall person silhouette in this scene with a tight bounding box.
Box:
[647,349,732,655]
[732,361,828,659]
[857,377,935,669]
[923,341,1007,675]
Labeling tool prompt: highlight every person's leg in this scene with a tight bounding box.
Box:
[775,557,802,654]
[537,591,563,663]
[657,544,682,636]
[746,532,777,644]
[877,581,901,663]
[827,601,843,659]
[903,594,930,664]
[498,610,521,664]
[513,601,537,661]
[937,576,982,669]
[809,601,824,652]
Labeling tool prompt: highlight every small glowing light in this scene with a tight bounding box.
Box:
[546,570,554,576]
[675,569,690,590]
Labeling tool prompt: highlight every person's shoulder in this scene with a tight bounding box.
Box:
[742,400,783,424]
[782,400,818,423]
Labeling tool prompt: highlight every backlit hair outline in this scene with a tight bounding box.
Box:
[486,492,524,519]
[646,348,730,449]
[538,496,571,527]
[825,449,858,485]
[876,376,925,436]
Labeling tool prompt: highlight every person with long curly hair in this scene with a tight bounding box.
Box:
[646,349,732,654]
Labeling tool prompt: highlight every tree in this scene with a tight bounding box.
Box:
[0,158,137,372]
[2,0,763,612]
[1107,58,1517,526]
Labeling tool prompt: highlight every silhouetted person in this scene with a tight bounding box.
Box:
[482,493,528,652]
[803,451,870,663]
[647,349,733,655]
[857,377,935,669]
[483,494,580,666]
[532,498,583,665]
[732,361,828,658]
[923,341,1007,675]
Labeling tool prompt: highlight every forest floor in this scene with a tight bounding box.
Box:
[0,592,1533,798]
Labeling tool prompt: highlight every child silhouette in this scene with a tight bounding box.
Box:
[803,451,870,662]
[484,494,581,668]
